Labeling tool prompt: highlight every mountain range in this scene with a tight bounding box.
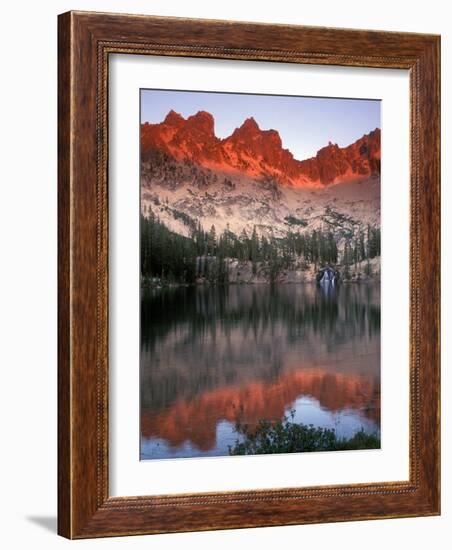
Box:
[141,110,381,188]
[140,110,381,242]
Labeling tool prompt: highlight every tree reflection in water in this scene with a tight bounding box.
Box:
[140,283,380,459]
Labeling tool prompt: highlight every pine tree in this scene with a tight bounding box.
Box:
[208,225,217,255]
[250,225,260,264]
[358,227,366,261]
[342,238,352,279]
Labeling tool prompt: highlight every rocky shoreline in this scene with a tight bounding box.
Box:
[141,256,380,288]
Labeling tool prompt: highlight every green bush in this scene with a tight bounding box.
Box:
[228,411,380,455]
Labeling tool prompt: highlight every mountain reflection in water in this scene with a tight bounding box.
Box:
[140,283,380,459]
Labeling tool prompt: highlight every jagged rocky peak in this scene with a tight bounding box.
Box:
[163,109,185,126]
[141,110,381,188]
[186,110,215,135]
[227,117,281,145]
[237,116,260,132]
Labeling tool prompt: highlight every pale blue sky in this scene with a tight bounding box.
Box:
[140,89,380,161]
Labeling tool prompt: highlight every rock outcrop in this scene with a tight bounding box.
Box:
[141,110,381,188]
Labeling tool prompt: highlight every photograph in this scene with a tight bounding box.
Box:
[139,89,382,460]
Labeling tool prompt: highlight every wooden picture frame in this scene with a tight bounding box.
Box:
[58,11,440,539]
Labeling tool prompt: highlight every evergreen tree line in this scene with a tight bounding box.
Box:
[141,212,380,285]
[342,225,381,266]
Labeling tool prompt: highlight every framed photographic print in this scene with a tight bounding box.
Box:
[58,11,440,538]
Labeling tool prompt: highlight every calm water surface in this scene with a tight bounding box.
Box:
[140,283,380,459]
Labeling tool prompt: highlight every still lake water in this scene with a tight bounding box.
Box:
[140,283,380,459]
